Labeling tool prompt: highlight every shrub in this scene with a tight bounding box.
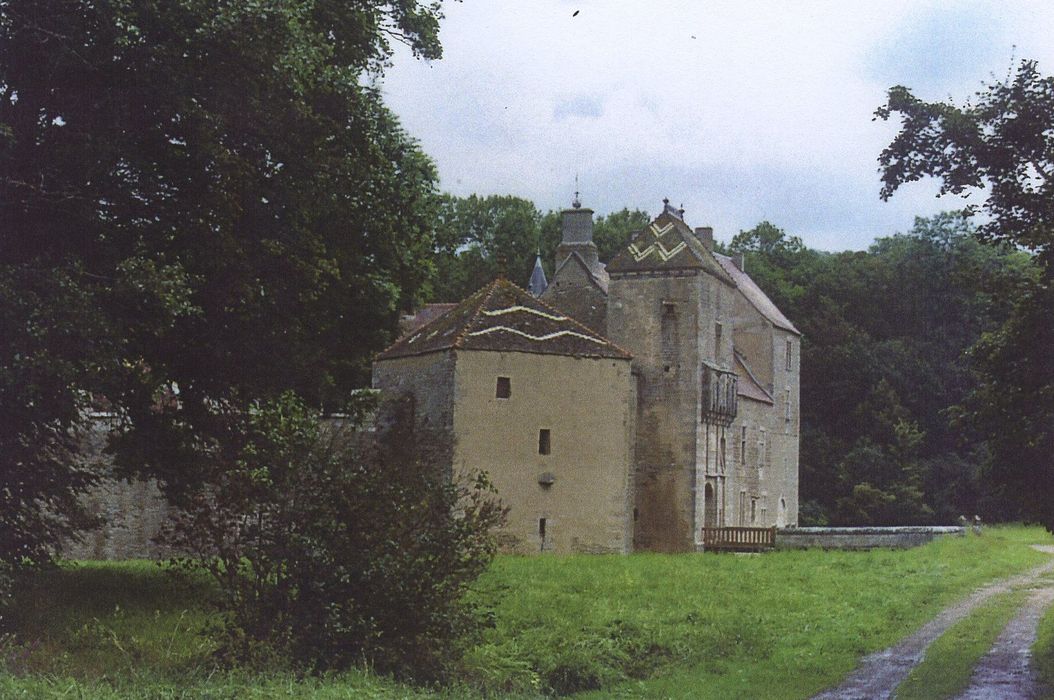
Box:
[166,391,505,680]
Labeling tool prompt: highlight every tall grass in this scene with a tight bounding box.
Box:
[2,525,1051,698]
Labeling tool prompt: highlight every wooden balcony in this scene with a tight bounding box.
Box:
[700,526,776,552]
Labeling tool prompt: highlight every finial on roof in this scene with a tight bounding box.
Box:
[572,174,581,209]
[663,197,670,208]
[678,203,685,219]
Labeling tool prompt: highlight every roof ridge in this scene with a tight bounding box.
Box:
[527,282,633,359]
[453,277,503,350]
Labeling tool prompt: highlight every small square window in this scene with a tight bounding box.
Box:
[496,376,511,399]
[538,428,551,455]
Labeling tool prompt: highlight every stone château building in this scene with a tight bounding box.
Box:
[373,197,800,554]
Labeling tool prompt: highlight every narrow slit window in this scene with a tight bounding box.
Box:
[496,376,511,399]
[785,338,793,371]
[785,388,791,422]
[538,428,551,455]
[538,517,547,538]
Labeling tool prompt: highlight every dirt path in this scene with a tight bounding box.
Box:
[812,546,1054,700]
[953,584,1054,699]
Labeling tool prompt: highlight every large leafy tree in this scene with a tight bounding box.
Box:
[0,0,444,585]
[876,59,1054,529]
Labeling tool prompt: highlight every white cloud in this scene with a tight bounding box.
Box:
[380,0,1054,250]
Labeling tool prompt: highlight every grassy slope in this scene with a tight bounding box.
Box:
[894,588,1027,700]
[1,527,1051,698]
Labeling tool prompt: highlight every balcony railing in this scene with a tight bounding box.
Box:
[701,526,776,552]
[701,361,737,425]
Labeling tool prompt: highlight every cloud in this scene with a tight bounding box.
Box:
[380,1,1054,251]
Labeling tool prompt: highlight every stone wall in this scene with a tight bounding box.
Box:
[59,416,176,560]
[452,350,635,554]
[776,526,965,550]
[608,270,704,552]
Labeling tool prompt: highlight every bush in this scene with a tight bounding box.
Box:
[166,392,505,680]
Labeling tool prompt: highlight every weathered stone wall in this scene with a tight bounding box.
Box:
[725,302,800,530]
[776,526,964,550]
[452,350,634,554]
[372,350,458,470]
[608,271,705,552]
[59,416,177,560]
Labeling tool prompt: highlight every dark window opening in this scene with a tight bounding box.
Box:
[539,517,547,538]
[538,428,551,455]
[715,321,723,352]
[633,507,639,521]
[496,376,511,399]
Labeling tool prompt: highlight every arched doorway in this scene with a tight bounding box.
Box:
[704,482,717,529]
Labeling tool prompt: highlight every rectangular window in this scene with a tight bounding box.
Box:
[739,491,747,526]
[715,321,723,353]
[751,498,758,524]
[661,302,677,369]
[785,388,792,423]
[495,376,511,399]
[740,426,747,466]
[538,517,547,538]
[785,338,793,371]
[538,428,551,455]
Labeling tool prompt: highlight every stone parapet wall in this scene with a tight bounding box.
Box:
[776,526,965,550]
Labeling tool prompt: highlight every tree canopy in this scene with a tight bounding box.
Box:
[876,59,1054,529]
[0,0,445,583]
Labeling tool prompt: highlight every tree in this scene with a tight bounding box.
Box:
[876,59,1054,529]
[0,0,444,594]
[429,194,542,301]
[167,392,505,678]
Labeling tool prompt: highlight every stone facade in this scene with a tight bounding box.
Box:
[381,198,801,553]
[373,278,635,554]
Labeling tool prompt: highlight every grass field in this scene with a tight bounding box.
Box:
[2,526,1052,699]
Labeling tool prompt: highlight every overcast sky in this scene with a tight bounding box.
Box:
[380,1,1054,251]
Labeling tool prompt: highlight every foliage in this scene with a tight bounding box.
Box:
[6,527,1052,698]
[164,392,505,679]
[430,194,543,301]
[430,197,650,302]
[876,59,1054,529]
[729,214,1031,525]
[0,0,445,599]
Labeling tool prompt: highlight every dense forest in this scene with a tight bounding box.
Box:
[423,198,1038,526]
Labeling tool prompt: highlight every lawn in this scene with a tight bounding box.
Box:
[2,526,1051,699]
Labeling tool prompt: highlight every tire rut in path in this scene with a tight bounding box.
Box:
[953,585,1054,700]
[811,545,1054,700]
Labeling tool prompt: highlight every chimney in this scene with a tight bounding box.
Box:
[733,253,745,272]
[555,198,599,271]
[694,226,714,251]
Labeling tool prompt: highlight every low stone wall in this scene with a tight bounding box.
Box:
[776,526,965,550]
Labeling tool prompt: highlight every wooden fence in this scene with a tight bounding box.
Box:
[701,526,777,552]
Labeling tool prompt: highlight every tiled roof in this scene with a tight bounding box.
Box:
[377,278,632,361]
[734,352,774,404]
[606,211,735,285]
[399,303,457,335]
[713,253,800,335]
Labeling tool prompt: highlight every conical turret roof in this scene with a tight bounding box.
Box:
[527,254,548,296]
